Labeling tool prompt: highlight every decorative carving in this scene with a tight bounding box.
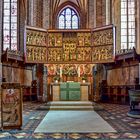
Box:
[26,26,115,64]
[92,26,114,63]
[48,33,62,46]
[92,45,113,62]
[63,43,77,61]
[77,33,91,46]
[48,48,62,62]
[26,31,46,46]
[26,28,47,63]
[2,49,23,62]
[26,46,47,62]
[77,47,92,61]
[92,28,113,46]
[46,64,93,76]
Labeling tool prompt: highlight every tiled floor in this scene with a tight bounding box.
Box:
[0,101,140,139]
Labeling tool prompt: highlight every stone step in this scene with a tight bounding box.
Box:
[38,105,94,111]
[46,101,94,106]
[36,101,104,111]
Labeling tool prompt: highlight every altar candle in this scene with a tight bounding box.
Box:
[60,67,62,77]
[78,67,80,77]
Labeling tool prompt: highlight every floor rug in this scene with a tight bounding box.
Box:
[34,110,116,133]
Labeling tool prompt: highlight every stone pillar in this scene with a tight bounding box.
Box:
[27,0,34,26]
[19,0,27,53]
[96,0,106,27]
[31,0,43,27]
[112,0,121,51]
[0,1,3,81]
[43,0,50,29]
[0,0,3,127]
[136,0,140,53]
[106,0,111,25]
[36,64,43,101]
[42,65,47,102]
[93,66,97,101]
[89,0,95,28]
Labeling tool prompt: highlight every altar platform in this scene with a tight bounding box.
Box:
[37,101,103,111]
[50,82,91,101]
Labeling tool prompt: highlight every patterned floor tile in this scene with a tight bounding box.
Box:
[68,133,82,139]
[50,133,64,139]
[86,133,102,139]
[103,132,121,139]
[32,133,47,139]
[0,132,11,138]
[13,132,30,139]
[121,132,139,139]
[1,102,140,139]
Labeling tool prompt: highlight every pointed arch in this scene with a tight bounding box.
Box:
[52,1,85,29]
[58,7,79,29]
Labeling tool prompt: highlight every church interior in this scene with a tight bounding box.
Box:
[1,0,140,139]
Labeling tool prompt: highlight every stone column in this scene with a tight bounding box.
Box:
[0,0,3,127]
[27,0,34,26]
[89,0,95,28]
[31,0,43,27]
[106,0,111,25]
[96,0,106,27]
[112,0,121,51]
[43,0,50,29]
[0,1,3,82]
[136,0,140,53]
[0,0,2,61]
[42,65,47,102]
[36,64,43,101]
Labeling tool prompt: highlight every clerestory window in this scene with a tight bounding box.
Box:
[58,7,79,29]
[121,0,136,50]
[3,0,18,51]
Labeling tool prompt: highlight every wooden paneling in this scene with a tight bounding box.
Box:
[107,63,139,86]
[2,66,32,86]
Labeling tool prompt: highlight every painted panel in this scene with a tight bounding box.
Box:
[1,83,22,129]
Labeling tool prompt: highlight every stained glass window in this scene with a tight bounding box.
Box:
[58,7,79,29]
[3,0,18,50]
[121,0,135,49]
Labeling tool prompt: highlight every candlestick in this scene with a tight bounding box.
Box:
[60,67,62,78]
[78,67,80,77]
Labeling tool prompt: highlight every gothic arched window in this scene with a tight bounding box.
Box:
[3,0,18,50]
[121,0,136,49]
[58,7,79,29]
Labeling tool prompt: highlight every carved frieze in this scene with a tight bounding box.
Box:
[92,28,113,46]
[77,47,92,61]
[26,27,47,63]
[92,45,113,62]
[48,48,62,62]
[48,33,62,47]
[26,46,47,62]
[26,26,115,64]
[92,26,115,63]
[26,31,46,46]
